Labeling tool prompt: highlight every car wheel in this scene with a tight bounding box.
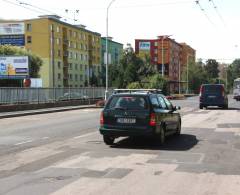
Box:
[224,104,228,109]
[159,126,165,145]
[103,135,115,145]
[175,121,181,136]
[199,104,203,109]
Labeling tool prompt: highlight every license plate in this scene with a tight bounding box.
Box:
[117,118,136,124]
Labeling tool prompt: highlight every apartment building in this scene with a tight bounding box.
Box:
[0,15,101,87]
[135,36,196,93]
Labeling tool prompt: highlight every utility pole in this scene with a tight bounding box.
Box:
[105,0,116,100]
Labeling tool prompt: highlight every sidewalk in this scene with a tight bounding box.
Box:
[0,104,99,119]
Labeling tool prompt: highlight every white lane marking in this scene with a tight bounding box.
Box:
[14,140,33,146]
[73,132,97,139]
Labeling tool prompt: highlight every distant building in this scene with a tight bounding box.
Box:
[135,36,196,93]
[0,15,101,87]
[101,37,123,86]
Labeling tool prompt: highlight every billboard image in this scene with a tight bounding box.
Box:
[0,56,29,79]
[0,23,25,35]
[138,41,151,58]
[0,35,25,46]
[139,41,151,51]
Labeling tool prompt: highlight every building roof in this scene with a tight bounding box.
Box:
[101,37,123,46]
[0,15,101,36]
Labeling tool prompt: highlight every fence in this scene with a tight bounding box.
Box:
[0,87,114,105]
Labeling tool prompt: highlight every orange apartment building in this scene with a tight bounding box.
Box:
[135,36,196,93]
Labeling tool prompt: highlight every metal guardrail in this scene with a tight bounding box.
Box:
[0,87,114,105]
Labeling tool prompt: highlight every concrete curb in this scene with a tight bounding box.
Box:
[0,105,100,119]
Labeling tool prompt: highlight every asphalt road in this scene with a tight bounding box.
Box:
[0,96,240,195]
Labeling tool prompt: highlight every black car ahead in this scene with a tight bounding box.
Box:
[99,90,181,145]
[199,84,228,109]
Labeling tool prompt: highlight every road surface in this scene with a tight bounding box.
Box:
[0,96,240,195]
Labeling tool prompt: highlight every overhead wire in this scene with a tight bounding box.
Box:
[195,0,215,26]
[208,0,226,26]
[1,0,46,15]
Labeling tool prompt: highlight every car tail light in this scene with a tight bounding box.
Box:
[149,113,156,126]
[221,85,225,97]
[100,112,104,125]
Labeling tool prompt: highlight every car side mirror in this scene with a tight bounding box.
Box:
[172,106,181,111]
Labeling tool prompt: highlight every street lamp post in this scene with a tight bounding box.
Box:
[186,54,190,94]
[105,0,116,100]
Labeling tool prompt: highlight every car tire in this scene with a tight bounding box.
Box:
[175,121,181,136]
[199,104,203,109]
[103,135,115,145]
[159,126,166,145]
[224,104,228,109]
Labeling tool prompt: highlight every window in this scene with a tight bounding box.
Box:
[69,52,73,59]
[73,42,77,49]
[58,61,61,69]
[154,42,158,47]
[69,74,72,80]
[85,65,88,70]
[107,96,148,110]
[75,74,78,81]
[58,50,61,57]
[80,43,83,50]
[75,85,78,88]
[27,36,32,44]
[85,44,87,51]
[58,73,61,80]
[69,63,72,70]
[75,53,78,59]
[73,31,76,37]
[163,97,173,110]
[157,96,167,109]
[69,30,72,37]
[80,75,83,81]
[85,55,88,61]
[56,26,60,33]
[56,38,60,45]
[26,23,32,32]
[80,64,83,70]
[154,57,157,62]
[150,95,159,107]
[80,54,83,61]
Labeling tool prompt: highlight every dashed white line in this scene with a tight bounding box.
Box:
[73,132,97,139]
[14,140,33,146]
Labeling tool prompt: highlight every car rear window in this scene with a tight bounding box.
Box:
[107,96,148,110]
[203,85,223,93]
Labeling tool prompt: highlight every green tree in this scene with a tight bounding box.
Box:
[182,60,208,93]
[0,45,42,78]
[227,59,240,90]
[205,59,219,79]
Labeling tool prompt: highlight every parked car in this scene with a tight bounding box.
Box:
[57,92,89,101]
[99,89,181,145]
[199,84,228,109]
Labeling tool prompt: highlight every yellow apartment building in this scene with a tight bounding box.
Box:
[0,15,101,87]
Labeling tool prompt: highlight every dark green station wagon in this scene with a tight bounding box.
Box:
[99,89,181,145]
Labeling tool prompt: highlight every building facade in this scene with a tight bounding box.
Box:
[0,15,101,87]
[101,37,123,66]
[135,36,196,93]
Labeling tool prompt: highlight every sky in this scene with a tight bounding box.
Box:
[1,0,240,63]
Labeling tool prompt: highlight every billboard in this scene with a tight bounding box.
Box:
[139,41,151,51]
[0,35,25,46]
[0,56,29,79]
[0,23,25,35]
